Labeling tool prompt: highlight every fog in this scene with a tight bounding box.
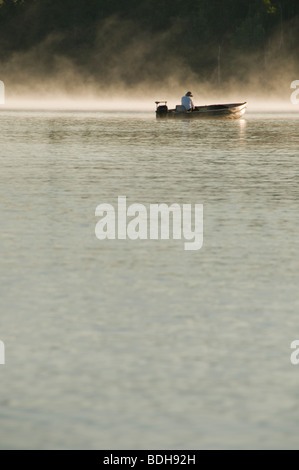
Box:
[2,81,298,113]
[0,21,298,113]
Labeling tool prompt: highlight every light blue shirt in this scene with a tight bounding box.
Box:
[181,95,194,110]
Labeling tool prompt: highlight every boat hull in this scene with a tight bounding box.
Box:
[156,102,247,120]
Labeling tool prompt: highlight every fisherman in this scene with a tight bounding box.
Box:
[181,91,195,111]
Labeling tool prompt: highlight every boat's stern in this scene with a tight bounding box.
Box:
[155,101,168,118]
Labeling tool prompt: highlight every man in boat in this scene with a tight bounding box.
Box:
[181,91,195,111]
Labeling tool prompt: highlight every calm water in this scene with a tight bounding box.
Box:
[1,110,299,449]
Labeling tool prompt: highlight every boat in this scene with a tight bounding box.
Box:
[155,101,247,119]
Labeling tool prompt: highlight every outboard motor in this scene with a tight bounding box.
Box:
[155,101,168,118]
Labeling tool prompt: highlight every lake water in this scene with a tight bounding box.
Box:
[1,110,299,449]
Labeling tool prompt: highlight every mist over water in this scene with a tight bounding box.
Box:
[2,56,298,112]
[1,19,299,112]
[2,84,299,112]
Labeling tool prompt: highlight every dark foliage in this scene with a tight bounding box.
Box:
[0,0,298,83]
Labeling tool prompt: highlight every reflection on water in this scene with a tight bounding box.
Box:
[1,111,299,449]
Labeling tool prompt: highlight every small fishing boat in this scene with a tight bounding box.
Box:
[155,101,247,119]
